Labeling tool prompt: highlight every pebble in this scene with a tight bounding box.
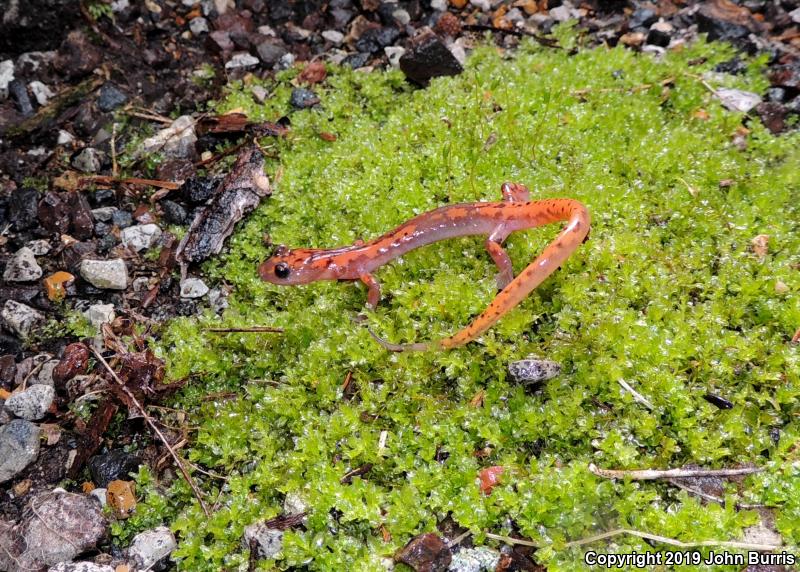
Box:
[469,0,490,11]
[83,303,115,329]
[508,358,561,384]
[111,209,133,228]
[0,60,14,99]
[0,420,40,483]
[431,0,447,9]
[128,527,178,570]
[29,81,55,106]
[5,384,55,420]
[91,206,117,222]
[208,287,229,313]
[190,16,209,35]
[88,450,142,487]
[449,547,500,572]
[549,5,573,22]
[399,30,463,86]
[2,300,45,338]
[791,7,800,24]
[71,147,106,173]
[385,46,406,68]
[132,276,152,292]
[256,42,289,69]
[392,8,411,25]
[283,492,308,516]
[107,479,136,518]
[629,7,657,30]
[57,130,75,145]
[8,187,39,230]
[79,259,128,290]
[48,562,115,572]
[34,359,60,386]
[225,52,260,70]
[321,29,345,45]
[242,523,283,559]
[646,20,673,48]
[120,223,162,252]
[96,83,128,112]
[276,52,295,71]
[715,88,762,113]
[179,277,209,298]
[3,247,43,282]
[141,115,197,160]
[290,88,320,109]
[26,239,51,255]
[88,488,108,507]
[161,200,188,224]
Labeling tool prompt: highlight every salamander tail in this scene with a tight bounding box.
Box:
[367,327,434,352]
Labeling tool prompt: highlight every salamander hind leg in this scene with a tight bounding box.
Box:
[485,233,514,290]
[500,182,531,203]
[359,273,381,309]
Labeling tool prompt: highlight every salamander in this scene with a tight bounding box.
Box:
[259,183,590,351]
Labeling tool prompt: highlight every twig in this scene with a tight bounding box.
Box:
[617,378,653,410]
[589,463,763,480]
[91,348,210,516]
[205,326,284,333]
[194,140,248,168]
[665,478,766,510]
[448,530,472,548]
[111,123,119,177]
[123,108,174,124]
[82,175,181,190]
[461,24,562,49]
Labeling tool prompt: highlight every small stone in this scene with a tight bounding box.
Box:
[470,0,490,11]
[3,247,43,282]
[255,41,288,68]
[0,60,14,99]
[257,25,277,37]
[34,359,60,386]
[620,31,646,47]
[225,52,260,70]
[355,26,401,54]
[395,533,451,572]
[189,16,209,34]
[91,207,117,222]
[321,29,345,45]
[646,20,672,47]
[9,187,39,231]
[549,5,572,22]
[431,0,447,9]
[392,8,410,25]
[7,81,29,116]
[79,259,128,290]
[208,288,229,313]
[111,209,133,228]
[251,85,268,103]
[448,547,500,572]
[283,492,308,516]
[26,239,51,255]
[88,450,142,488]
[385,46,406,68]
[2,300,44,338]
[96,83,128,112]
[243,523,283,559]
[128,527,177,570]
[57,130,75,145]
[48,561,115,572]
[71,147,106,173]
[107,479,136,518]
[399,30,463,86]
[44,271,76,302]
[715,88,762,113]
[629,7,657,30]
[0,420,40,483]
[508,358,561,384]
[83,303,115,329]
[132,277,152,292]
[141,115,197,160]
[29,81,55,106]
[161,200,187,225]
[290,88,320,109]
[179,277,209,298]
[5,384,55,420]
[120,223,162,252]
[276,52,295,70]
[89,488,108,507]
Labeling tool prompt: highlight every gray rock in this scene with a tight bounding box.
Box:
[83,303,115,329]
[72,148,106,173]
[242,523,283,559]
[251,85,268,103]
[91,207,117,222]
[25,239,51,255]
[120,223,162,252]
[791,7,800,24]
[110,0,130,11]
[469,0,490,11]
[290,88,319,109]
[29,81,55,106]
[5,384,55,420]
[549,4,573,22]
[48,562,115,572]
[3,247,42,282]
[88,488,107,507]
[0,420,40,483]
[392,9,410,25]
[715,88,762,113]
[0,491,107,572]
[276,52,295,71]
[449,547,500,572]
[141,115,197,160]
[88,449,142,487]
[208,288,229,313]
[2,300,45,338]
[508,358,561,384]
[430,0,447,10]
[79,259,128,290]
[179,277,209,299]
[96,83,128,112]
[256,42,288,68]
[225,53,260,70]
[190,16,209,35]
[57,130,75,145]
[0,60,14,99]
[283,492,308,516]
[385,46,406,68]
[127,527,177,570]
[132,277,152,292]
[34,359,60,386]
[111,209,133,228]
[321,30,344,45]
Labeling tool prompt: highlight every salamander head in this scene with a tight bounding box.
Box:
[259,245,335,285]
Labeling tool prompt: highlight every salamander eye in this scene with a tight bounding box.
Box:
[274,262,291,279]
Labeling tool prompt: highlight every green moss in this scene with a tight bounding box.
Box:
[139,37,799,570]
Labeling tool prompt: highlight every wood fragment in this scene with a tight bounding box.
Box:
[589,463,763,480]
[205,326,283,333]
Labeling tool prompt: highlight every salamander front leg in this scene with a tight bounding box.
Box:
[500,182,531,203]
[485,231,514,290]
[359,273,381,310]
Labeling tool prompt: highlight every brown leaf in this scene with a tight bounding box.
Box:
[395,533,451,572]
[53,342,90,386]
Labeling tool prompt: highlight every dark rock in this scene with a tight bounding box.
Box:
[0,334,22,356]
[88,450,143,487]
[766,87,787,103]
[8,80,34,116]
[695,0,759,50]
[755,102,786,134]
[111,209,133,228]
[330,7,355,28]
[8,188,39,231]
[714,57,747,75]
[0,354,15,388]
[355,26,401,54]
[646,24,671,47]
[395,533,451,572]
[155,159,197,183]
[161,200,188,225]
[96,83,128,112]
[96,233,118,254]
[53,30,103,79]
[38,191,70,234]
[94,222,110,237]
[703,393,733,409]
[342,52,372,69]
[0,420,40,484]
[90,188,116,207]
[290,88,320,109]
[68,192,94,239]
[268,0,295,22]
[208,30,235,54]
[769,63,800,89]
[181,177,218,204]
[0,0,79,57]
[399,30,463,86]
[629,6,657,30]
[59,241,97,274]
[256,41,289,68]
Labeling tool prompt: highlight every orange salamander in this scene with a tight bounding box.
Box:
[259,183,590,351]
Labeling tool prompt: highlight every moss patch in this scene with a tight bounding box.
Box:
[138,37,799,570]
